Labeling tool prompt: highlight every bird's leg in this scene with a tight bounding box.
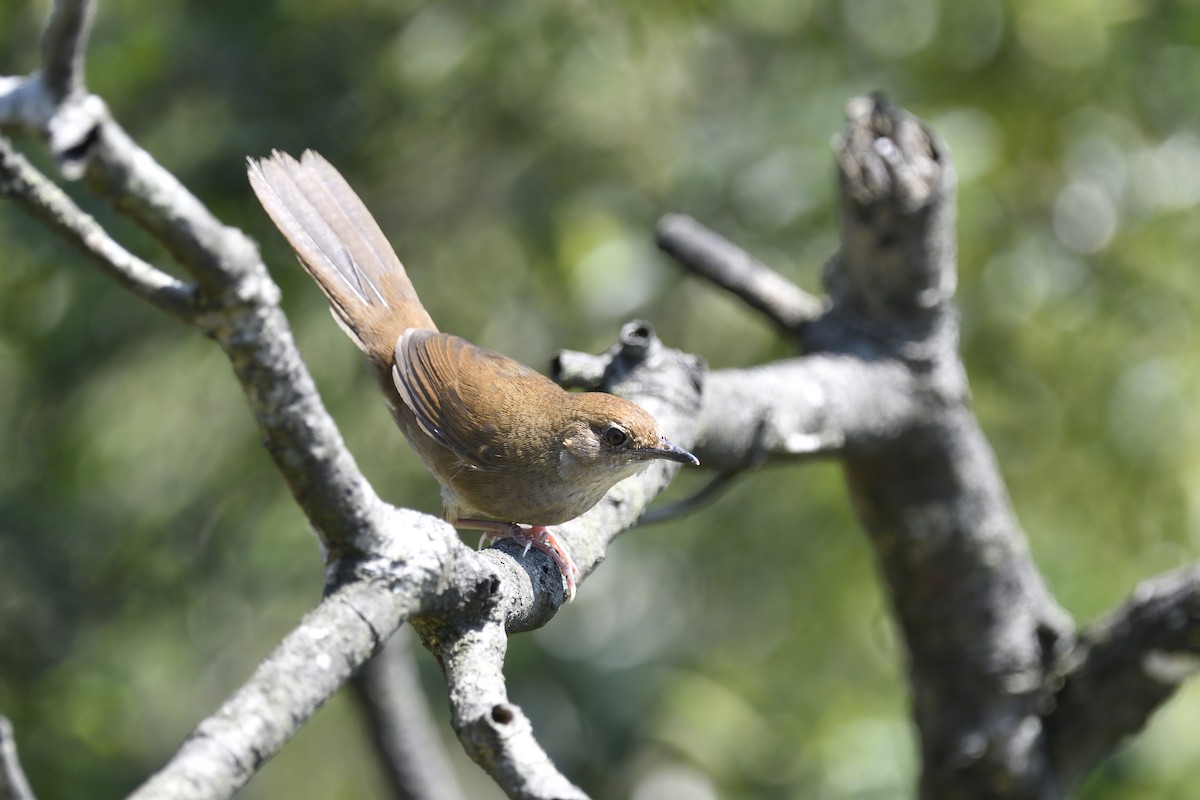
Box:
[454,519,579,601]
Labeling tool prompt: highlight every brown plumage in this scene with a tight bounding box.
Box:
[247,150,697,598]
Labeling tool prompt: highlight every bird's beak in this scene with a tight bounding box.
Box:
[645,438,700,466]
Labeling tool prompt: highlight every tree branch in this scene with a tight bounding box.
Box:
[5,42,703,792]
[3,6,380,552]
[1,5,703,797]
[827,93,957,329]
[638,470,740,525]
[428,618,587,800]
[351,630,467,800]
[1046,562,1200,791]
[1,107,386,553]
[554,347,921,472]
[39,0,94,100]
[654,95,1090,799]
[0,133,196,320]
[0,0,101,173]
[814,94,1074,800]
[128,515,477,800]
[655,213,823,333]
[0,717,36,800]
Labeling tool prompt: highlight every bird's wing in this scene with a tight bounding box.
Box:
[391,329,553,468]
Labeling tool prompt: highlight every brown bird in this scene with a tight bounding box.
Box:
[247,150,698,599]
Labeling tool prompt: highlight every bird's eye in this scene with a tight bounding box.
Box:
[602,425,629,447]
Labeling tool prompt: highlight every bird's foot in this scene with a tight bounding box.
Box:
[461,520,579,602]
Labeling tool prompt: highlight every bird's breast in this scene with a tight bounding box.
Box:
[432,450,645,527]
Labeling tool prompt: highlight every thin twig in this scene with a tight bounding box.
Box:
[638,470,741,525]
[0,717,36,800]
[0,133,196,320]
[39,0,95,100]
[656,213,823,331]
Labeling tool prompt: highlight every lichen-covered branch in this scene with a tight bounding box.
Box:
[351,630,468,800]
[424,617,587,800]
[555,348,921,472]
[129,549,444,800]
[819,98,1077,800]
[0,3,704,799]
[0,0,101,174]
[4,5,383,553]
[656,94,1200,800]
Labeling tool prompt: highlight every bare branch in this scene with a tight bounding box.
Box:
[0,77,54,133]
[3,0,449,584]
[351,630,467,800]
[0,1,101,170]
[83,120,263,292]
[39,0,95,100]
[656,95,1088,798]
[0,717,36,800]
[637,470,741,525]
[0,134,196,320]
[656,213,823,332]
[24,103,396,553]
[827,92,957,329]
[0,72,403,553]
[818,94,1074,799]
[1046,562,1200,790]
[429,618,587,800]
[694,356,923,468]
[126,583,399,800]
[549,348,607,390]
[128,524,464,800]
[554,346,920,473]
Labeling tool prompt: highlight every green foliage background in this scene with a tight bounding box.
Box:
[3,1,1200,797]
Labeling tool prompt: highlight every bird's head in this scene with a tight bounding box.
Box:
[558,393,698,487]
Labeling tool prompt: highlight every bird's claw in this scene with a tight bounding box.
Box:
[476,523,578,602]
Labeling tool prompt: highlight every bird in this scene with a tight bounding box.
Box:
[247,150,698,600]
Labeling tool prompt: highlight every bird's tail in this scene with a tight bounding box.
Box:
[247,149,435,368]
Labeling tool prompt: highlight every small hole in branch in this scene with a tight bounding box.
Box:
[56,124,101,178]
[619,320,654,358]
[491,704,514,724]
